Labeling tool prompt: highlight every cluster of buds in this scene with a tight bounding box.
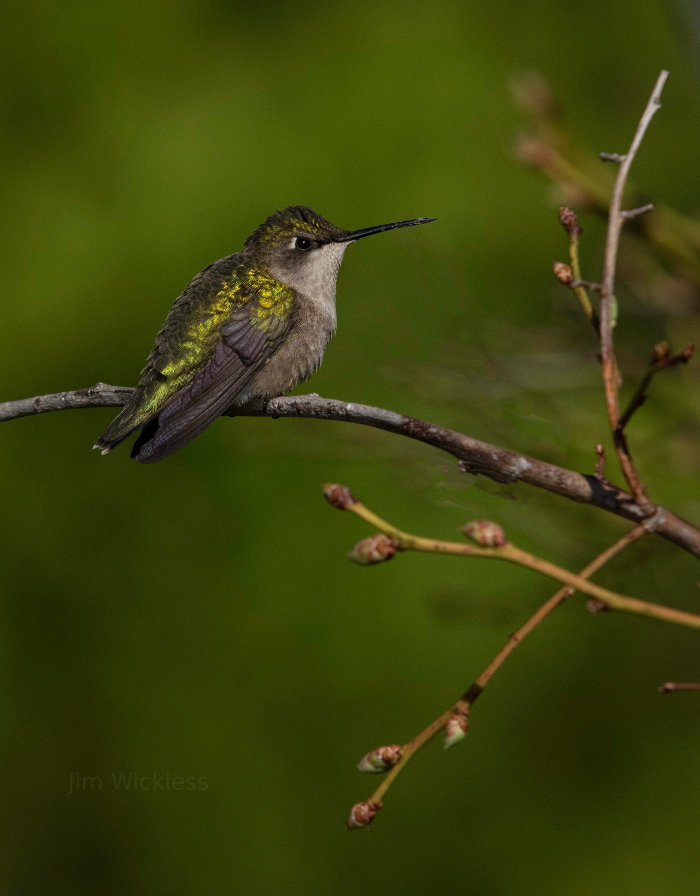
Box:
[356,744,402,774]
[444,709,469,750]
[346,799,383,830]
[461,520,507,547]
[348,534,397,566]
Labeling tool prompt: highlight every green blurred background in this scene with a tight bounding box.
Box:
[1,1,699,893]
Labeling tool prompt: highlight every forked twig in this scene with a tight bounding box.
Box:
[618,342,695,430]
[347,523,651,826]
[598,70,669,508]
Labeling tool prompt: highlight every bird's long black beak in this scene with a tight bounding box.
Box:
[342,217,435,242]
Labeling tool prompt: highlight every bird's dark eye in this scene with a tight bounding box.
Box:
[295,236,313,251]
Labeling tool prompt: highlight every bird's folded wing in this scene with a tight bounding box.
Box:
[133,306,292,462]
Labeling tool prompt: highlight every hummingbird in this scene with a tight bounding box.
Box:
[94,206,434,462]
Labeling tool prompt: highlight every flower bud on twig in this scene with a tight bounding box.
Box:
[346,800,383,830]
[461,520,507,547]
[444,710,469,750]
[323,483,357,509]
[356,744,402,774]
[558,205,581,235]
[553,261,574,285]
[348,534,397,566]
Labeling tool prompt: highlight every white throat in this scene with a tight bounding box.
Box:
[272,242,350,309]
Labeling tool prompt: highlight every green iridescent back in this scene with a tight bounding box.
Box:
[97,254,296,447]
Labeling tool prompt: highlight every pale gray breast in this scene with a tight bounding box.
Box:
[254,294,337,397]
[234,241,349,402]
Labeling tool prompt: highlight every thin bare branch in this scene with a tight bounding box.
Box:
[335,491,700,629]
[618,342,695,430]
[2,384,699,557]
[0,382,132,419]
[599,70,669,507]
[621,203,654,220]
[600,152,625,163]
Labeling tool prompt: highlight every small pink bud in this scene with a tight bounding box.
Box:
[461,520,507,547]
[323,483,357,509]
[348,534,397,566]
[444,710,469,750]
[558,206,581,235]
[346,800,383,830]
[552,261,574,284]
[356,744,402,774]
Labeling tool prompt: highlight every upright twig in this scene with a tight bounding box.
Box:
[598,70,669,508]
[557,206,599,332]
